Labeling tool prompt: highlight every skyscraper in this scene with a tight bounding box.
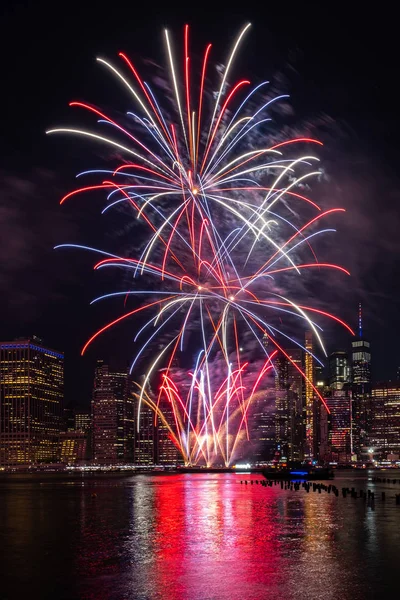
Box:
[326,350,352,463]
[274,349,303,461]
[352,339,371,385]
[304,330,315,459]
[275,355,290,457]
[156,399,180,465]
[0,337,64,467]
[287,349,304,461]
[92,361,134,464]
[352,304,371,385]
[134,393,155,465]
[246,387,276,463]
[326,388,352,463]
[370,382,400,458]
[329,351,350,390]
[351,304,372,455]
[74,409,92,461]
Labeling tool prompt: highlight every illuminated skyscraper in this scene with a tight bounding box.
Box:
[0,337,64,467]
[352,304,371,385]
[275,355,290,456]
[326,350,352,463]
[287,349,304,461]
[327,388,352,463]
[156,399,180,465]
[274,349,303,461]
[351,304,372,455]
[352,339,371,385]
[246,387,276,462]
[370,382,400,458]
[92,361,134,464]
[74,410,92,461]
[134,393,155,465]
[304,330,315,459]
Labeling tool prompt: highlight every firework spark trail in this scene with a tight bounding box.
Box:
[49,24,353,466]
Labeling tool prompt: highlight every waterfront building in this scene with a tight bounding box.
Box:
[326,387,352,463]
[370,382,400,458]
[246,387,276,463]
[0,336,64,467]
[74,409,92,461]
[275,349,304,461]
[92,361,134,464]
[155,399,180,465]
[133,393,155,465]
[275,355,290,457]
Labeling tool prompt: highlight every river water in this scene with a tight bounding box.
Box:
[0,471,399,599]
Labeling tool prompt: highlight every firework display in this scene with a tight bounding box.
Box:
[48,24,353,466]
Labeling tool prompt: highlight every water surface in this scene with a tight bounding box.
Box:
[1,471,399,599]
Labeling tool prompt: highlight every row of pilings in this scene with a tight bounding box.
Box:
[372,476,400,484]
[239,478,400,506]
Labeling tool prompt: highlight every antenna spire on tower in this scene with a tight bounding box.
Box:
[358,302,362,338]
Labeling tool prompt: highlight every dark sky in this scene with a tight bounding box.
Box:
[1,1,400,407]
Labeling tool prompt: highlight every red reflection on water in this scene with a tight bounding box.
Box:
[151,474,284,599]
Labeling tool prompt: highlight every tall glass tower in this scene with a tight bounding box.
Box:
[304,330,315,459]
[352,303,371,385]
[0,337,64,467]
[351,304,372,455]
[92,360,134,464]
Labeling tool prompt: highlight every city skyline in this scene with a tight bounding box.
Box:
[2,304,399,469]
[18,304,391,417]
[4,303,394,409]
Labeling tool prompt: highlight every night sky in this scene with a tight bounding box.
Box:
[1,2,400,408]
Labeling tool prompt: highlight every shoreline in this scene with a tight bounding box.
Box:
[0,466,397,484]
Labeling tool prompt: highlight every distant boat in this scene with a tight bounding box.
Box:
[262,466,334,480]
